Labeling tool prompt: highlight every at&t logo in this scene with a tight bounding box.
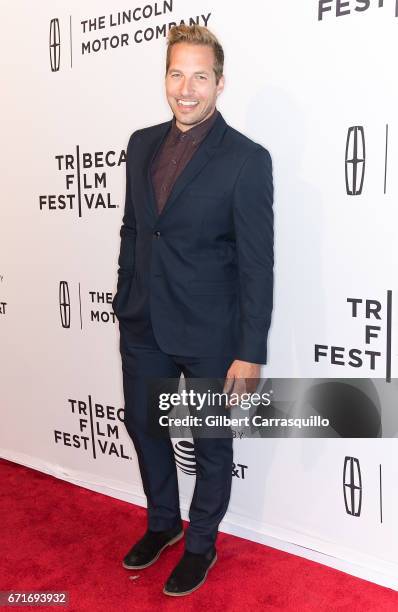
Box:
[173,440,248,479]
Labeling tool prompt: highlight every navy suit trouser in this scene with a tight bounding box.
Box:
[119,319,234,555]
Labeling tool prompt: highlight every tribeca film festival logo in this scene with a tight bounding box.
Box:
[343,456,384,522]
[345,124,390,195]
[39,148,125,218]
[54,395,131,460]
[173,440,248,480]
[315,292,393,381]
[318,0,398,20]
[0,274,6,316]
[49,3,211,70]
[59,281,116,329]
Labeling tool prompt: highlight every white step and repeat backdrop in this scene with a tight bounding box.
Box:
[1,0,397,590]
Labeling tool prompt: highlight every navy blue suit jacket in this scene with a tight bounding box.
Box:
[113,111,274,364]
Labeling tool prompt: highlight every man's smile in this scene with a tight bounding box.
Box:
[177,99,200,107]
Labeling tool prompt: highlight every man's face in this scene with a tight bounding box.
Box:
[165,42,224,132]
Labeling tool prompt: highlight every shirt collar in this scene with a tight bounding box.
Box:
[170,108,219,145]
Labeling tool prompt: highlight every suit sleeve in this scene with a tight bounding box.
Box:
[232,146,274,364]
[115,132,137,294]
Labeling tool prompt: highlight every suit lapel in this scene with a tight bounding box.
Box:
[145,120,172,221]
[144,111,228,221]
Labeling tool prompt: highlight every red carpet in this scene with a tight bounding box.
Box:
[1,458,397,611]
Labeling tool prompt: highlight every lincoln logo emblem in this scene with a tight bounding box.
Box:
[59,281,70,328]
[343,456,362,517]
[49,18,61,72]
[345,126,365,195]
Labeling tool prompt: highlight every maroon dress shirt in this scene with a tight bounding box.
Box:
[151,108,219,214]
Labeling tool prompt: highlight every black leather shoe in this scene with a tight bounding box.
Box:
[163,548,217,596]
[122,524,184,569]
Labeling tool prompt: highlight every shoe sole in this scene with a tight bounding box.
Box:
[162,553,218,596]
[122,530,184,570]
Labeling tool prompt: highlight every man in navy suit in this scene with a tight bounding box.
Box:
[113,24,273,596]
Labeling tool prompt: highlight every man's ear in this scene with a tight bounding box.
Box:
[216,75,225,96]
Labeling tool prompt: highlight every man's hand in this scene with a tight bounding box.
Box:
[223,360,261,406]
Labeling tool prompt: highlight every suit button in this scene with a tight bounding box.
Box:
[153,230,161,238]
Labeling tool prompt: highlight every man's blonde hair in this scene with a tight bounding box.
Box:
[166,25,224,84]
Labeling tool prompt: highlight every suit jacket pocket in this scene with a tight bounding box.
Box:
[112,274,135,314]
